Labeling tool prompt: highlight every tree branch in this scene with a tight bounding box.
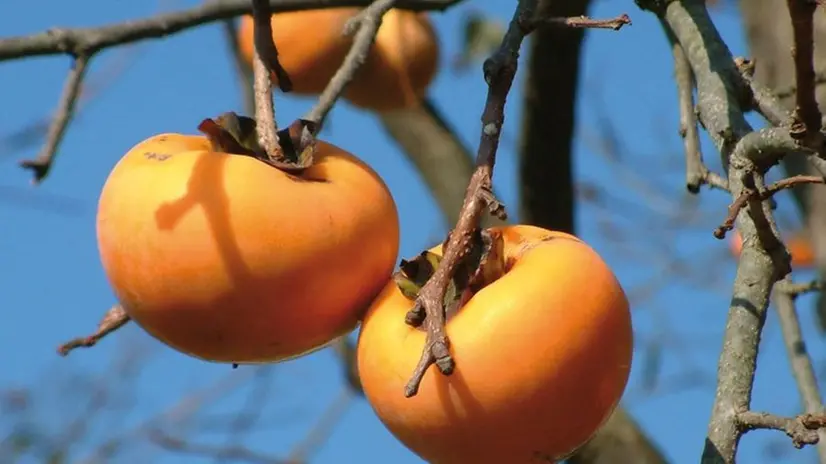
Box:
[737,411,826,449]
[0,0,460,60]
[736,55,826,176]
[635,0,789,461]
[785,0,823,143]
[304,0,397,126]
[773,280,826,459]
[401,4,631,397]
[666,26,727,193]
[18,56,89,183]
[1,0,462,183]
[378,99,506,227]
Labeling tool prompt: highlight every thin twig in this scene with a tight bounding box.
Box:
[713,175,825,238]
[785,0,823,143]
[1,42,143,158]
[776,279,826,296]
[737,411,826,449]
[534,13,631,30]
[772,281,826,460]
[401,4,632,398]
[19,56,89,183]
[304,0,396,126]
[57,305,131,356]
[668,27,728,193]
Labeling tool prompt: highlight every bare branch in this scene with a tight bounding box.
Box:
[1,42,143,159]
[785,0,823,143]
[19,56,89,183]
[773,281,826,459]
[0,0,461,60]
[528,13,632,31]
[402,4,632,397]
[737,411,826,449]
[57,305,131,356]
[304,0,397,126]
[634,0,788,461]
[2,0,462,184]
[667,27,727,193]
[251,0,287,161]
[251,0,293,93]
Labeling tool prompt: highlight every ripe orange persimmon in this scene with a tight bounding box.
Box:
[96,120,400,364]
[356,225,634,464]
[728,229,815,268]
[236,8,439,112]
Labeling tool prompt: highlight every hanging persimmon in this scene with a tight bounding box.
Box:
[356,224,634,463]
[95,113,400,364]
[236,7,440,112]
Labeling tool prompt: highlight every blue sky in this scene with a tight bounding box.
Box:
[1,0,824,463]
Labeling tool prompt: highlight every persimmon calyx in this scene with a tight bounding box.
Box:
[197,112,318,173]
[392,228,507,319]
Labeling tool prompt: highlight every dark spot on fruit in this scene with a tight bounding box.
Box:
[144,152,172,161]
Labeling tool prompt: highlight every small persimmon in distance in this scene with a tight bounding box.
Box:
[728,229,815,268]
[236,8,440,112]
[95,113,400,364]
[356,224,634,464]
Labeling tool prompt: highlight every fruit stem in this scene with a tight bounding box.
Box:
[250,0,302,170]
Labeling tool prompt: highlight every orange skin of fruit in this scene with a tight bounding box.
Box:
[236,8,440,112]
[356,225,634,464]
[96,134,400,364]
[728,230,814,268]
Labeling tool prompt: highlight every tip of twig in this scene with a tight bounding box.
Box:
[56,305,130,357]
[19,158,50,184]
[713,226,730,239]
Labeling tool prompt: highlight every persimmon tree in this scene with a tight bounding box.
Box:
[3,0,826,463]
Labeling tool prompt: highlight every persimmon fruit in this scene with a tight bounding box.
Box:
[236,8,440,112]
[728,229,814,268]
[356,225,634,464]
[95,117,400,364]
